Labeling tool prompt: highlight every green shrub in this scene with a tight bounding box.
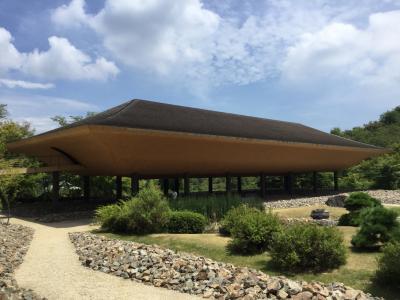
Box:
[169,194,263,221]
[227,209,281,255]
[338,192,382,226]
[344,192,381,211]
[94,183,170,234]
[219,205,260,236]
[351,207,400,249]
[167,210,208,233]
[374,242,400,290]
[95,203,122,231]
[270,224,347,273]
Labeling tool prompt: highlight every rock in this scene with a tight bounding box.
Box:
[291,291,313,300]
[267,279,282,293]
[286,280,302,295]
[326,194,348,207]
[0,224,43,300]
[277,289,288,299]
[68,232,382,300]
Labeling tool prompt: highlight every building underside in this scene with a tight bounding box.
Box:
[6,99,389,201]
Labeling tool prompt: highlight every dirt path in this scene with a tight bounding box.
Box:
[12,218,197,300]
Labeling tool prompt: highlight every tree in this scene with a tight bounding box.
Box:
[51,112,96,127]
[0,159,23,224]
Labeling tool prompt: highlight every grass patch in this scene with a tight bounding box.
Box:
[273,205,347,219]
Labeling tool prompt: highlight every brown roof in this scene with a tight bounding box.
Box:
[43,99,380,149]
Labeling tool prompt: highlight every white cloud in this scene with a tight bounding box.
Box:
[0,27,119,81]
[51,0,87,28]
[0,28,23,74]
[282,10,400,87]
[51,0,400,90]
[22,36,119,80]
[0,78,54,89]
[52,0,328,85]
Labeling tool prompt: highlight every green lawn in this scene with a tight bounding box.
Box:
[95,205,400,299]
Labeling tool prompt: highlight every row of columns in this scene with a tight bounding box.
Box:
[51,171,340,204]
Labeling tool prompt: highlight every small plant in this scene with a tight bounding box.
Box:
[270,224,347,273]
[338,192,382,226]
[219,205,260,236]
[167,210,208,233]
[227,209,281,255]
[351,207,400,249]
[374,241,400,290]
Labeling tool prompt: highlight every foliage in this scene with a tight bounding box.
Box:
[374,241,400,290]
[227,209,282,255]
[270,224,347,273]
[167,210,207,233]
[219,204,260,236]
[95,183,170,234]
[169,194,263,221]
[331,106,400,190]
[351,207,400,249]
[0,160,24,224]
[338,192,382,226]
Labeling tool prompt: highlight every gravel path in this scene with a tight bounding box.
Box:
[11,218,197,300]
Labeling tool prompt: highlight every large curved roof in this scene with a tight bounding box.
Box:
[43,99,380,149]
[7,99,387,177]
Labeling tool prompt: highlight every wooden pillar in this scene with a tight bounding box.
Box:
[162,178,169,196]
[52,171,60,204]
[173,178,180,194]
[184,174,190,196]
[208,177,213,194]
[131,174,139,196]
[237,176,242,194]
[312,172,317,194]
[226,174,232,194]
[116,176,122,200]
[260,173,266,198]
[83,175,90,201]
[284,173,293,195]
[334,171,339,191]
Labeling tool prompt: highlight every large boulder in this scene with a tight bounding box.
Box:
[325,194,348,207]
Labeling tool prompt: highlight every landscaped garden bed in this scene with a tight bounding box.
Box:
[90,186,400,299]
[0,223,43,300]
[70,232,380,300]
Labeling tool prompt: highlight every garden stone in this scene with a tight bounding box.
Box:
[277,289,288,299]
[326,194,348,207]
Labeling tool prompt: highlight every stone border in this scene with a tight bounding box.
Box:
[0,223,44,299]
[70,232,381,300]
[263,190,400,209]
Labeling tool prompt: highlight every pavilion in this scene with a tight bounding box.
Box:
[7,99,388,202]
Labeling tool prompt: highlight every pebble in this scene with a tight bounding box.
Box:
[69,232,383,300]
[0,223,44,300]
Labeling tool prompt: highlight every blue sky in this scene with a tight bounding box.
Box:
[0,0,399,133]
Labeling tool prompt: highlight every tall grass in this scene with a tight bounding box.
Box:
[168,194,264,221]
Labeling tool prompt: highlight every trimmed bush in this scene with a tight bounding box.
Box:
[351,207,400,249]
[94,183,170,234]
[219,205,260,236]
[374,242,400,290]
[338,192,382,226]
[167,210,207,233]
[227,209,281,255]
[270,224,347,273]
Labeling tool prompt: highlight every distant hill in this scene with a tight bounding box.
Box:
[331,106,400,190]
[331,106,400,148]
